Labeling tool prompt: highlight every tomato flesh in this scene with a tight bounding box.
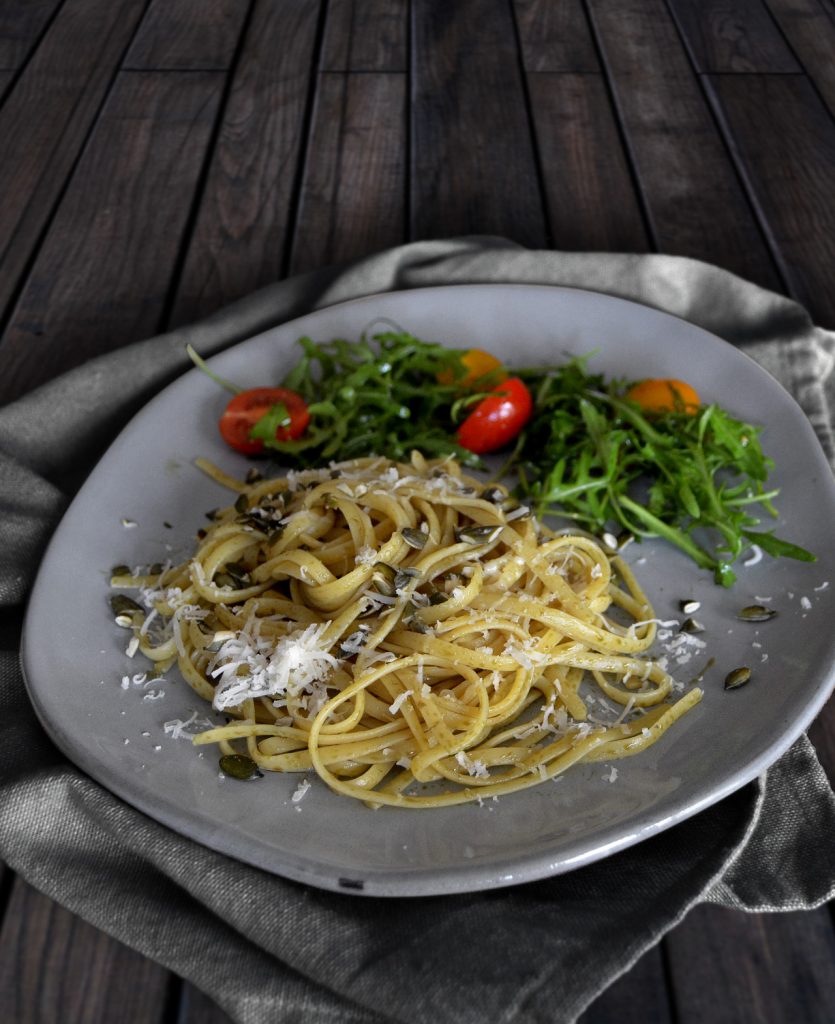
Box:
[456,377,533,455]
[438,348,505,387]
[219,387,310,455]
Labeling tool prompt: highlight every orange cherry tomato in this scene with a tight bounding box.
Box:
[456,377,533,454]
[625,378,700,415]
[219,387,310,455]
[438,348,506,387]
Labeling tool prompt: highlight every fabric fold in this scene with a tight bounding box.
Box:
[1,240,834,1024]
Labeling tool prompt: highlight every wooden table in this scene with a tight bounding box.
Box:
[2,1,834,1021]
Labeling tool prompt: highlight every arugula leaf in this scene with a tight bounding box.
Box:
[249,402,290,442]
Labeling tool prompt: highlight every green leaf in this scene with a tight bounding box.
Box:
[249,402,290,442]
[741,529,817,563]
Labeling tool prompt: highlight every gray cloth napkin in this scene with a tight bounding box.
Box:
[1,239,834,1024]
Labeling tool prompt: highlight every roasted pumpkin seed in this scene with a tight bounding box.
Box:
[724,666,752,690]
[738,605,777,622]
[219,754,260,780]
[401,527,428,549]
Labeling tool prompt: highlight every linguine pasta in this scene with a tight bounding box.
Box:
[112,453,701,808]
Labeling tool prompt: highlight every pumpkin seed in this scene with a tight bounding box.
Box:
[110,594,143,617]
[219,754,260,780]
[456,525,503,545]
[111,564,131,576]
[234,494,249,513]
[428,590,448,606]
[480,486,506,505]
[724,666,751,690]
[371,563,397,595]
[404,603,430,633]
[738,605,777,622]
[680,617,705,634]
[394,567,420,592]
[245,468,263,484]
[401,527,427,549]
[616,530,635,550]
[680,599,701,614]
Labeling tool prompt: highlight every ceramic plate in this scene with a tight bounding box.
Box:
[22,285,835,896]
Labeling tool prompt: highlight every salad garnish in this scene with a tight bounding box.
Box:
[187,332,814,586]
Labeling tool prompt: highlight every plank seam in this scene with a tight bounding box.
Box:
[0,0,157,340]
[0,0,70,90]
[656,0,786,291]
[156,0,261,333]
[507,0,554,248]
[279,0,333,279]
[578,0,657,251]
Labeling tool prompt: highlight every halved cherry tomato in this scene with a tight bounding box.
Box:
[219,387,310,455]
[625,378,700,415]
[457,377,533,454]
[438,348,506,387]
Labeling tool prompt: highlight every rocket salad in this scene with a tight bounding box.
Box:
[187,331,814,586]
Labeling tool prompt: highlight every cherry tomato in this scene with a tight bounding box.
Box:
[625,379,700,415]
[438,348,506,387]
[456,377,533,454]
[219,387,310,455]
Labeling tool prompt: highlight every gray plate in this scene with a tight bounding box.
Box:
[22,285,835,896]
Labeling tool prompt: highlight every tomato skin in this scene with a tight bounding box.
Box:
[219,387,310,455]
[438,348,505,387]
[625,378,700,415]
[456,377,533,454]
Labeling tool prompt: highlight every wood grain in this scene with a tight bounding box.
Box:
[410,0,547,246]
[0,0,148,323]
[0,878,172,1024]
[666,0,800,72]
[512,0,600,72]
[705,72,835,327]
[527,72,649,251]
[0,70,224,402]
[580,943,673,1022]
[289,72,407,274]
[586,0,781,289]
[666,904,835,1023]
[123,0,252,71]
[765,0,835,120]
[0,0,63,70]
[321,0,408,71]
[169,0,322,327]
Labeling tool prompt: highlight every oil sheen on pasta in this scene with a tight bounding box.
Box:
[112,453,702,808]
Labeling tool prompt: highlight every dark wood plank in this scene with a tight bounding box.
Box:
[666,904,835,1023]
[809,702,835,785]
[321,0,407,71]
[410,0,548,246]
[705,73,835,328]
[579,943,673,1023]
[512,0,600,72]
[0,0,63,70]
[0,68,13,101]
[586,0,781,290]
[169,0,322,327]
[667,0,800,72]
[178,981,234,1023]
[527,72,649,251]
[0,0,148,323]
[765,0,835,120]
[0,70,224,403]
[289,72,407,274]
[124,0,252,71]
[0,877,172,1024]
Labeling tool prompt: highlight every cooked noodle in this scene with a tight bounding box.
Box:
[112,453,701,807]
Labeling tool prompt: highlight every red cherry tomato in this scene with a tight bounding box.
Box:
[456,377,533,454]
[219,387,310,455]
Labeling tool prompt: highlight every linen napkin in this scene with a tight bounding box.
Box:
[1,238,834,1024]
